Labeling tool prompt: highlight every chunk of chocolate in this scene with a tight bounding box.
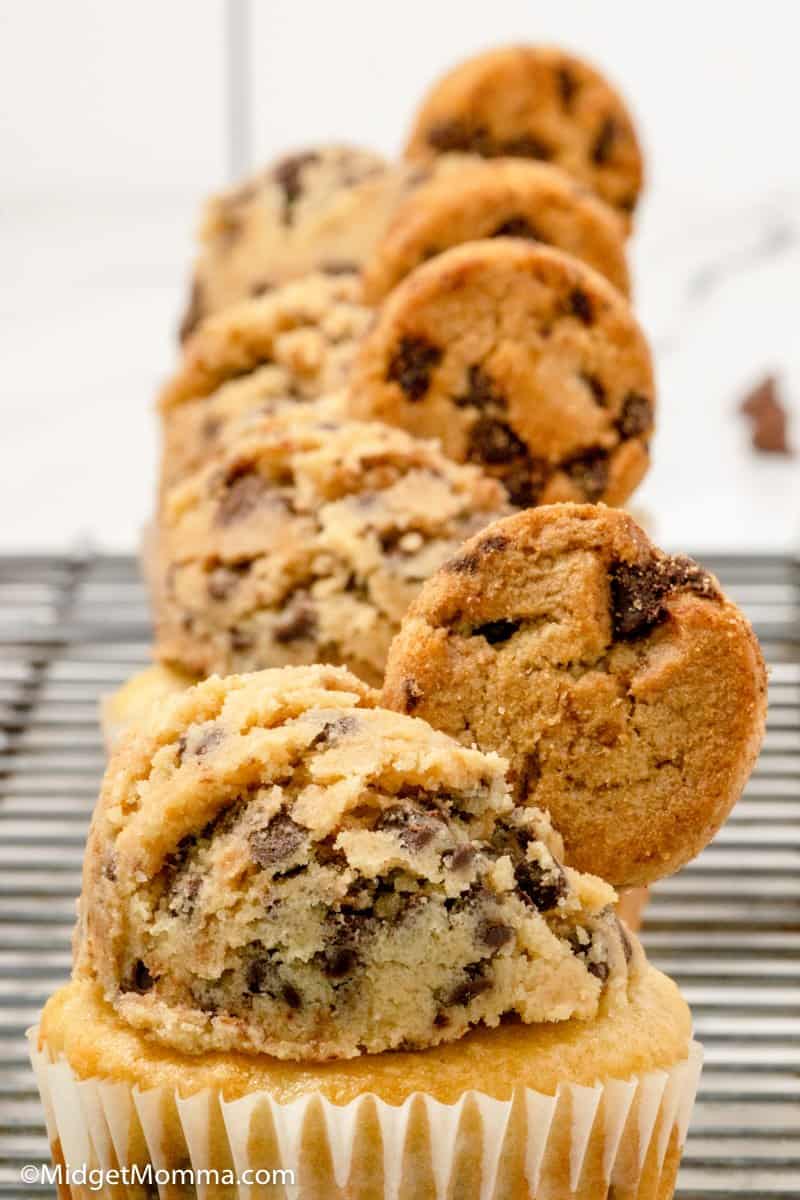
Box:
[503,134,553,161]
[471,618,521,645]
[426,119,493,156]
[581,372,607,406]
[454,364,507,411]
[568,287,594,325]
[446,962,492,1006]
[591,117,618,166]
[609,554,720,640]
[386,335,443,400]
[250,812,307,869]
[479,920,514,950]
[126,960,155,994]
[556,64,578,109]
[216,468,269,526]
[616,392,654,438]
[515,860,567,911]
[467,416,528,465]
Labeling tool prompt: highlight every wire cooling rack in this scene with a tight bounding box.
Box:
[0,552,797,1199]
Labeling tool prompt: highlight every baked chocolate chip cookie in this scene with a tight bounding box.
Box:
[154,409,509,686]
[349,239,655,508]
[76,665,636,1059]
[383,504,767,887]
[405,45,644,227]
[362,156,630,302]
[179,145,423,338]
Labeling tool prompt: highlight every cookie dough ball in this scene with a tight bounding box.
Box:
[362,157,630,303]
[76,665,638,1060]
[383,504,767,887]
[349,239,654,508]
[154,409,510,686]
[180,145,422,338]
[405,46,644,227]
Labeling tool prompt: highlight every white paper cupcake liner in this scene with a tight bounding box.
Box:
[28,1027,702,1199]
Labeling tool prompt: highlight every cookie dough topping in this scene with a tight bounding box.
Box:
[76,666,637,1060]
[154,409,510,685]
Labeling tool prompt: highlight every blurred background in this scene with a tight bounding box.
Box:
[2,0,797,553]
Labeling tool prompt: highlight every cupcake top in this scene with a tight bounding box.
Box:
[75,666,639,1061]
[154,408,510,685]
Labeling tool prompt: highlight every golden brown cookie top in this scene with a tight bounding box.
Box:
[405,45,644,226]
[75,665,635,1061]
[383,504,767,886]
[363,156,631,302]
[349,239,654,508]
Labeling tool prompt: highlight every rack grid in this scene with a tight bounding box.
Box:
[0,552,798,1198]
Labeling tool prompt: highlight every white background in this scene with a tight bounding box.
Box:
[2,0,798,553]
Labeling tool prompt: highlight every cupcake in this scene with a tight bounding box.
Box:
[34,665,701,1198]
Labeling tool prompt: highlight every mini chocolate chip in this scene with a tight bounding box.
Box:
[178,278,205,343]
[556,65,578,108]
[569,287,594,325]
[216,469,269,526]
[320,259,359,275]
[562,447,610,500]
[454,364,507,411]
[479,920,514,950]
[250,812,306,868]
[403,677,423,712]
[386,335,442,401]
[591,117,618,166]
[273,594,317,644]
[616,392,654,438]
[581,372,607,406]
[467,416,527,465]
[273,151,319,223]
[378,806,446,852]
[127,960,155,994]
[491,215,541,241]
[609,554,720,640]
[472,618,521,645]
[515,860,567,911]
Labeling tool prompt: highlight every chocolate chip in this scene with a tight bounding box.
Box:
[454,364,507,411]
[503,134,552,161]
[310,715,359,747]
[126,960,155,994]
[445,845,475,872]
[207,562,249,602]
[216,468,269,526]
[426,119,493,156]
[377,806,446,852]
[562,448,610,500]
[282,982,302,1009]
[178,724,223,762]
[581,372,607,406]
[479,920,514,950]
[272,151,319,223]
[591,117,618,166]
[249,278,275,297]
[556,65,578,108]
[230,627,255,653]
[403,677,423,712]
[322,944,358,979]
[569,288,594,325]
[516,751,541,801]
[443,532,512,575]
[588,959,610,982]
[515,860,567,911]
[386,336,442,401]
[467,416,527,465]
[103,855,117,882]
[447,962,492,1007]
[178,278,205,343]
[273,593,317,644]
[471,618,521,645]
[502,456,550,508]
[609,554,720,640]
[491,215,541,241]
[250,812,306,868]
[247,958,275,995]
[616,392,654,438]
[320,259,359,275]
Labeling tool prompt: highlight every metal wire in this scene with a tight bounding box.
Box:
[0,552,797,1197]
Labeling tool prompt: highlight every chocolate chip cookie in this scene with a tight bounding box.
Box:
[76,664,637,1060]
[362,156,630,302]
[179,144,422,338]
[349,239,655,508]
[154,409,509,686]
[383,504,767,887]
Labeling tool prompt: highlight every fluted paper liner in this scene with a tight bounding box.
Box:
[28,1027,702,1199]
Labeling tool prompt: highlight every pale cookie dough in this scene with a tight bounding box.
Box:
[75,665,639,1060]
[179,145,424,337]
[383,504,767,887]
[405,45,644,227]
[154,410,510,686]
[349,239,655,508]
[362,156,630,302]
